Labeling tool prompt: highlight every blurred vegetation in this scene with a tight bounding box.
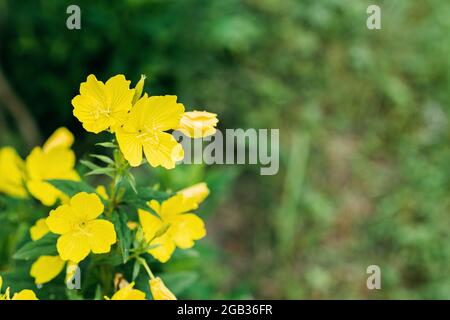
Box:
[0,0,449,299]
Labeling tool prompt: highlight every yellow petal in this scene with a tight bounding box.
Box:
[177,111,218,138]
[30,218,50,241]
[46,204,78,235]
[43,127,74,152]
[110,282,146,300]
[0,147,27,198]
[57,232,91,263]
[11,289,38,300]
[127,221,139,230]
[127,95,184,131]
[25,146,79,206]
[70,192,104,221]
[30,255,65,285]
[116,129,143,167]
[142,132,184,169]
[26,180,60,207]
[104,74,136,131]
[138,209,163,240]
[96,185,109,200]
[160,194,198,219]
[171,214,206,249]
[149,277,177,300]
[147,233,176,263]
[178,183,210,205]
[87,219,117,254]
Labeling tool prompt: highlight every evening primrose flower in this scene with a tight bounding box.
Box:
[149,277,177,300]
[72,74,135,133]
[30,255,66,285]
[46,192,117,263]
[178,183,210,205]
[0,147,27,198]
[138,194,206,263]
[105,282,146,300]
[0,276,38,300]
[25,128,80,206]
[177,111,218,138]
[30,218,50,241]
[116,94,185,169]
[29,255,77,285]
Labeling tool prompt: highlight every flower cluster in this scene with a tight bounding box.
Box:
[0,74,218,300]
[72,74,218,169]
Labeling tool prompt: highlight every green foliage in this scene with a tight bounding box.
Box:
[0,0,449,299]
[13,234,58,260]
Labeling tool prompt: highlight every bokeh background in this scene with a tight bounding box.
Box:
[0,0,449,299]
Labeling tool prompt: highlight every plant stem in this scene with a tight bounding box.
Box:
[137,257,155,279]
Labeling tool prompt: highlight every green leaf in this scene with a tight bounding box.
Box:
[96,142,116,148]
[13,233,58,260]
[47,179,96,197]
[80,159,100,170]
[122,187,172,214]
[125,172,137,194]
[112,210,132,263]
[85,167,115,177]
[90,154,115,165]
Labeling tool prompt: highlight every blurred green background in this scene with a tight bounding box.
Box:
[0,0,449,299]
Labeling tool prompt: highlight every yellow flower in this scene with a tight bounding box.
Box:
[46,192,117,263]
[106,282,146,300]
[30,255,66,285]
[116,94,185,169]
[138,194,206,263]
[0,276,38,300]
[177,111,218,138]
[96,185,109,200]
[178,183,210,205]
[25,128,80,206]
[30,218,50,241]
[149,277,177,300]
[72,74,135,133]
[11,290,38,300]
[42,127,74,152]
[0,147,27,198]
[127,221,139,230]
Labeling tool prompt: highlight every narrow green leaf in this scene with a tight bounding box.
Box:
[85,167,115,177]
[90,154,115,165]
[112,210,132,263]
[132,259,141,281]
[80,159,100,170]
[13,233,58,260]
[47,179,96,197]
[125,173,137,194]
[96,142,116,148]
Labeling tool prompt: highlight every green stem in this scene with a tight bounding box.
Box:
[137,257,155,279]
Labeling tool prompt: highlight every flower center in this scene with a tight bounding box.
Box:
[136,126,159,144]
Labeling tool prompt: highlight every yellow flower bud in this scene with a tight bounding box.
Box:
[132,75,146,105]
[149,277,177,300]
[178,183,210,205]
[177,111,218,138]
